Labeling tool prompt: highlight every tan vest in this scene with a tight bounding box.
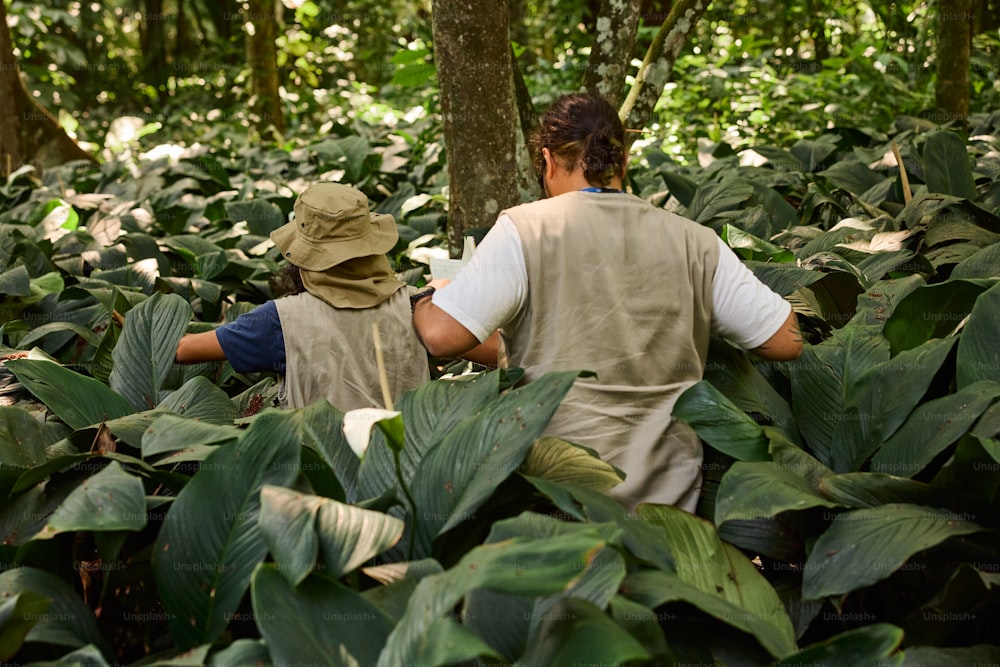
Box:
[274,289,429,411]
[501,191,719,511]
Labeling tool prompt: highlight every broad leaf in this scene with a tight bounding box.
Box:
[5,359,133,430]
[153,411,300,649]
[772,623,903,665]
[0,567,108,653]
[110,292,192,410]
[517,598,650,666]
[0,591,50,661]
[923,130,977,200]
[358,370,502,501]
[376,533,603,667]
[715,462,844,525]
[673,380,771,462]
[157,376,237,424]
[956,280,1000,388]
[411,371,581,553]
[802,504,984,599]
[0,406,48,469]
[883,279,989,354]
[258,485,404,586]
[871,381,1000,477]
[142,415,239,458]
[252,565,393,667]
[519,437,624,492]
[33,462,146,539]
[637,504,797,657]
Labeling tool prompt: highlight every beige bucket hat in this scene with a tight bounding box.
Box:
[270,183,397,271]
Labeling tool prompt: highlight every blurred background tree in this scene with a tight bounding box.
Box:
[1,0,998,231]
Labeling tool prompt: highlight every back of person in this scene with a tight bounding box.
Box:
[278,288,428,410]
[501,190,719,511]
[412,93,801,513]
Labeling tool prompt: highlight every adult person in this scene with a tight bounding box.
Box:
[412,93,801,512]
[176,182,429,410]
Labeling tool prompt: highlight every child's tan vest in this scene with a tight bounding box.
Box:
[501,191,719,512]
[275,288,429,411]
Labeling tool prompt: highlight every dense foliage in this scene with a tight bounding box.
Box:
[2,101,1000,663]
[2,0,1000,664]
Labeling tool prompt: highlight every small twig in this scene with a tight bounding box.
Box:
[891,141,912,204]
[111,310,125,328]
[372,323,393,411]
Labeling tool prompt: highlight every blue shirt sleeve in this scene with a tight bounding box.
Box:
[215,301,286,374]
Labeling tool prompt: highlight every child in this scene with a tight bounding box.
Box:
[176,182,429,410]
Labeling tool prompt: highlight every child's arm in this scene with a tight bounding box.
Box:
[175,331,226,364]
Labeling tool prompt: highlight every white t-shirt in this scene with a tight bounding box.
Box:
[434,213,790,350]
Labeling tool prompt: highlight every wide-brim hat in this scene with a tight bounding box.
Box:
[270,183,397,271]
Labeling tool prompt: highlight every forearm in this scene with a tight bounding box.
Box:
[459,331,500,367]
[750,309,803,361]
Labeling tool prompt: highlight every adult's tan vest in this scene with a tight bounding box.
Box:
[501,191,719,512]
[274,289,429,411]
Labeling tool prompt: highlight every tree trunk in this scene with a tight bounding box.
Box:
[935,0,971,127]
[583,0,641,106]
[432,0,525,253]
[0,0,94,178]
[619,0,710,148]
[245,0,285,136]
[141,0,169,99]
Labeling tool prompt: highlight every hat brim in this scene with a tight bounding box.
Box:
[271,212,397,271]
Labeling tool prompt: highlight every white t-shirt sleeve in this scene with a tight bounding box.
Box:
[711,237,792,350]
[431,214,528,343]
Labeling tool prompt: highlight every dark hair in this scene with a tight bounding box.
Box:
[272,263,305,296]
[531,93,627,187]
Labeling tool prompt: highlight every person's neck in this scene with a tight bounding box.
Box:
[550,171,624,196]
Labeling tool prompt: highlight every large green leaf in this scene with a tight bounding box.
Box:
[772,623,903,666]
[745,261,825,297]
[834,337,956,470]
[637,504,798,658]
[411,371,581,553]
[0,591,50,661]
[883,279,990,354]
[0,406,48,469]
[33,461,146,539]
[157,376,237,424]
[517,598,650,666]
[258,485,404,586]
[466,514,627,662]
[519,437,624,492]
[376,533,603,667]
[266,401,360,502]
[715,462,844,525]
[0,567,108,653]
[5,359,133,430]
[819,472,966,511]
[922,130,978,200]
[251,565,393,667]
[789,325,889,471]
[621,568,797,659]
[207,639,271,666]
[224,200,285,236]
[358,370,502,501]
[110,292,192,410]
[152,411,300,649]
[956,280,1000,388]
[802,504,985,599]
[142,415,239,458]
[871,381,1000,477]
[702,341,799,443]
[951,243,1000,279]
[673,380,771,462]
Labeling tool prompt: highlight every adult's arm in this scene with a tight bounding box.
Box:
[749,309,802,361]
[710,239,801,360]
[176,330,226,364]
[412,216,527,361]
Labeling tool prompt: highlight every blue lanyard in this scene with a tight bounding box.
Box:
[580,187,623,193]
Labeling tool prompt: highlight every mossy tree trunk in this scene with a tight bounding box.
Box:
[0,0,94,178]
[432,0,525,253]
[935,0,972,127]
